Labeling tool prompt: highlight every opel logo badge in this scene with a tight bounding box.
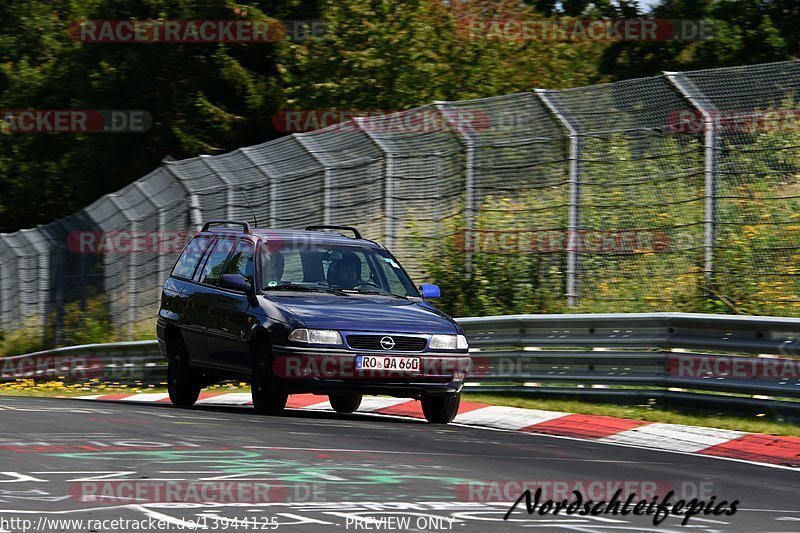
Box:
[380,336,395,350]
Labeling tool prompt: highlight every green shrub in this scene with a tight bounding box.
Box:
[59,296,117,346]
[0,318,46,357]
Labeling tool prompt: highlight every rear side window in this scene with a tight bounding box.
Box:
[224,240,255,283]
[199,238,236,285]
[171,236,212,279]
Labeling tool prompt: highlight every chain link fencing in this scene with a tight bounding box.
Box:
[0,60,798,340]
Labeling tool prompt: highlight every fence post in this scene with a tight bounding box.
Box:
[78,243,87,311]
[31,235,49,328]
[162,164,203,232]
[664,72,718,296]
[53,244,64,345]
[535,90,581,307]
[435,102,477,278]
[463,144,477,278]
[294,135,330,225]
[353,117,395,250]
[238,148,276,228]
[188,195,203,231]
[0,249,6,332]
[198,155,235,221]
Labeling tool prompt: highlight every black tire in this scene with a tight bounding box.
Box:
[421,393,461,424]
[329,393,362,414]
[167,337,201,407]
[251,343,288,416]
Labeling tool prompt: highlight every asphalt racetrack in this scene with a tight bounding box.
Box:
[0,396,797,532]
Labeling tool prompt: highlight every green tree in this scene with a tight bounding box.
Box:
[0,0,313,232]
[599,0,798,79]
[279,0,608,113]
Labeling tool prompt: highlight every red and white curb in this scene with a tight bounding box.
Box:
[75,392,800,469]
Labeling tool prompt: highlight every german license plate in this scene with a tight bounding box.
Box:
[356,355,420,372]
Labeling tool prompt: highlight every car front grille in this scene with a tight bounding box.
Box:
[346,335,428,352]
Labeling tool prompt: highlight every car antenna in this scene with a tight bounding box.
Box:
[240,190,259,228]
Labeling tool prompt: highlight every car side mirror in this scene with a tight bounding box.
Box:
[220,274,253,294]
[420,283,441,299]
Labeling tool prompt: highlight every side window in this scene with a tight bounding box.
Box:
[223,241,255,283]
[171,236,212,280]
[199,238,235,286]
[374,253,417,295]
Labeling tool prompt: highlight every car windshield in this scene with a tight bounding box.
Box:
[258,242,419,298]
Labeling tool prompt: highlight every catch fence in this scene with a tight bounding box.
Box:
[1,60,798,340]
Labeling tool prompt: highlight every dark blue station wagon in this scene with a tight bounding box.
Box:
[157,221,472,423]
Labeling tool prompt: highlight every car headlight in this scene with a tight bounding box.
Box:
[457,334,469,350]
[429,334,469,350]
[289,329,342,345]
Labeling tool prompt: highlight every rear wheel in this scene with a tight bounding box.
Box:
[167,337,201,407]
[329,393,362,414]
[251,343,287,415]
[421,393,460,424]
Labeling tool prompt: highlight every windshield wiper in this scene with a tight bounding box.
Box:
[263,284,323,292]
[339,288,409,299]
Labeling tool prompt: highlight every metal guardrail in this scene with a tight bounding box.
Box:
[3,313,800,416]
[458,313,800,417]
[0,340,166,385]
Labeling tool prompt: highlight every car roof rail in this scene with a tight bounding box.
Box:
[202,220,252,234]
[305,225,363,239]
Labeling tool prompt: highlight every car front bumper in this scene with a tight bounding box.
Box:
[271,345,472,398]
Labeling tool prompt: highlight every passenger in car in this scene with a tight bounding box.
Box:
[327,251,361,288]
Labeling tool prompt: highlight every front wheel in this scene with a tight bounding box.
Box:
[421,393,460,424]
[251,344,288,416]
[167,337,201,407]
[329,393,362,414]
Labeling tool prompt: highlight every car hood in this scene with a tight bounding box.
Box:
[266,294,457,334]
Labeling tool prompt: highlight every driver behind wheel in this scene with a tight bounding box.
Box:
[327,251,362,288]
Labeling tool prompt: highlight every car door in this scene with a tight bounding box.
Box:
[191,236,237,367]
[205,239,256,371]
[170,235,214,360]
